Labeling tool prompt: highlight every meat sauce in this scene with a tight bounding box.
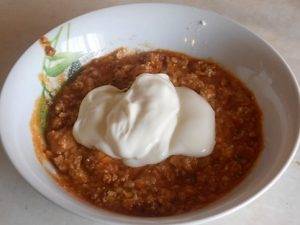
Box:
[40,49,263,216]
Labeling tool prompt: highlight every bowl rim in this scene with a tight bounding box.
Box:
[0,3,299,225]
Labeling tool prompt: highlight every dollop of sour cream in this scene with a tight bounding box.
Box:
[73,73,215,167]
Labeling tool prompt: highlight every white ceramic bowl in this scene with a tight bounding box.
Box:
[0,3,299,225]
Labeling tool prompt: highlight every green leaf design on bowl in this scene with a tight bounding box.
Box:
[39,92,48,132]
[44,52,82,77]
[37,24,84,132]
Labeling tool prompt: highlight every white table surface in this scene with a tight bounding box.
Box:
[0,1,299,224]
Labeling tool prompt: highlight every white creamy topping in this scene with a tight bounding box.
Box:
[73,73,215,167]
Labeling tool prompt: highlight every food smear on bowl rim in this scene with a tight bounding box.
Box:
[73,73,215,167]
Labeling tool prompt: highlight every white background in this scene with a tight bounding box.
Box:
[0,1,299,224]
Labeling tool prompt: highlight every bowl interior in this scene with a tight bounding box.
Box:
[0,3,299,225]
